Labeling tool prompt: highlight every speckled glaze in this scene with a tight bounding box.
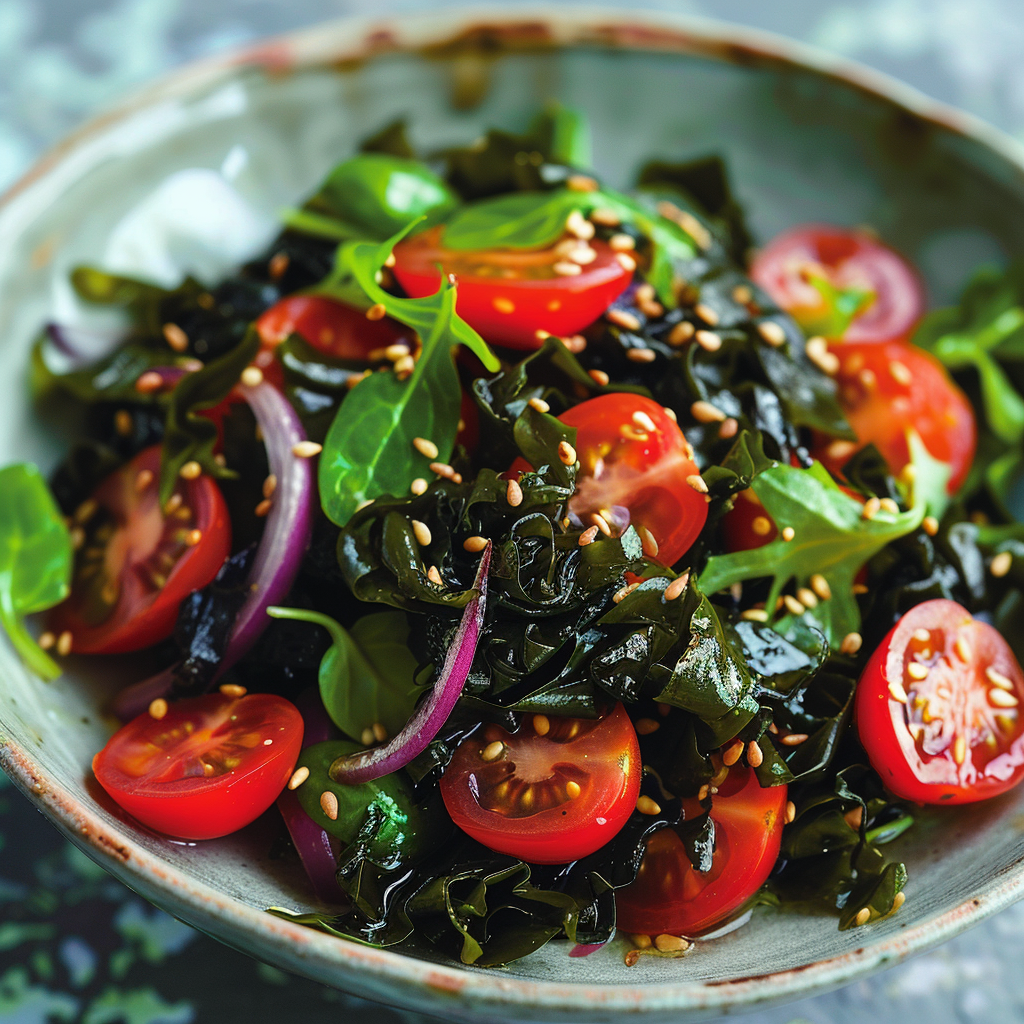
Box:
[2,8,1024,1022]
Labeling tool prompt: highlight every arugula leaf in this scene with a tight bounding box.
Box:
[0,464,73,679]
[317,230,498,526]
[158,327,259,504]
[700,459,926,647]
[266,607,424,741]
[800,273,874,340]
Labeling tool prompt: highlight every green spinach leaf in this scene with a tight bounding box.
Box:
[0,464,73,679]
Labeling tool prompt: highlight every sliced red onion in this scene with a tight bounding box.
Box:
[329,544,491,785]
[569,942,607,958]
[45,322,124,367]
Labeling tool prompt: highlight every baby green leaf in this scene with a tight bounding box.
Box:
[0,464,73,679]
[267,606,423,741]
[317,231,498,526]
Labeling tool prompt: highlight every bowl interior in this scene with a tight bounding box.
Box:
[2,14,1024,1022]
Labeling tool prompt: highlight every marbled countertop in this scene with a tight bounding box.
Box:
[2,2,1024,1022]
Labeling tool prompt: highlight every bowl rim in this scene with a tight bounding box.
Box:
[2,5,1024,1019]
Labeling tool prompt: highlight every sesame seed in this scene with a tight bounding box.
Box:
[251,497,271,518]
[607,308,641,331]
[654,934,689,953]
[746,515,771,537]
[805,336,840,375]
[558,440,577,465]
[668,321,695,347]
[591,512,613,537]
[626,347,656,363]
[135,370,165,394]
[695,330,722,352]
[632,410,657,432]
[854,907,871,927]
[785,800,797,824]
[780,732,809,746]
[268,251,289,279]
[609,233,636,251]
[569,244,598,266]
[781,526,795,542]
[114,409,133,437]
[892,891,906,913]
[826,439,858,463]
[889,360,913,386]
[741,608,769,622]
[862,497,881,520]
[413,437,439,460]
[613,582,640,603]
[809,574,832,601]
[566,209,595,240]
[637,525,659,558]
[691,399,725,423]
[411,520,432,547]
[879,497,900,514]
[616,252,637,272]
[783,595,805,616]
[953,734,967,765]
[566,780,582,798]
[533,714,551,736]
[506,479,523,507]
[553,260,583,277]
[955,636,972,662]
[367,722,386,744]
[694,303,719,326]
[262,474,277,499]
[588,369,610,386]
[384,343,411,361]
[366,303,387,321]
[922,516,939,536]
[186,529,202,546]
[797,587,819,609]
[986,666,1014,690]
[733,284,753,304]
[430,461,460,482]
[888,680,909,703]
[463,536,489,553]
[528,396,551,414]
[719,418,739,439]
[148,698,168,720]
[907,662,928,680]
[757,321,786,347]
[841,632,863,655]
[179,461,202,481]
[162,323,189,352]
[989,688,1019,708]
[664,575,688,601]
[38,631,56,651]
[240,365,264,388]
[426,565,443,586]
[686,474,709,494]
[991,551,1013,578]
[636,795,661,816]
[565,174,599,193]
[722,739,744,766]
[635,718,660,736]
[747,740,764,767]
[853,583,870,595]
[859,368,877,390]
[320,791,339,820]
[291,441,323,459]
[589,207,620,226]
[578,525,599,546]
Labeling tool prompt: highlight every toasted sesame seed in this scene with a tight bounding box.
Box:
[889,360,913,386]
[989,688,1019,708]
[635,718,660,735]
[186,529,202,546]
[254,498,272,518]
[854,907,871,927]
[722,738,745,766]
[636,795,662,816]
[797,587,819,609]
[292,441,323,459]
[758,321,786,347]
[953,734,967,765]
[654,934,689,952]
[785,800,797,824]
[879,497,900,514]
[463,536,489,553]
[162,322,189,353]
[826,439,858,463]
[859,368,877,390]
[664,575,688,601]
[591,512,613,537]
[426,565,443,586]
[667,321,695,347]
[808,574,831,601]
[695,329,722,352]
[566,209,595,239]
[566,174,599,193]
[506,479,523,507]
[136,370,165,394]
[991,551,1013,578]
[366,303,387,321]
[411,520,432,547]
[626,347,656,363]
[719,418,739,439]
[240,365,264,388]
[637,525,659,558]
[283,765,310,791]
[922,515,939,536]
[686,474,709,494]
[320,791,339,820]
[566,780,582,799]
[781,526,795,542]
[805,336,840,375]
[841,632,863,655]
[783,594,805,616]
[607,308,641,331]
[694,303,719,326]
[780,732,809,746]
[742,515,770,539]
[732,284,753,304]
[891,891,906,913]
[888,680,909,703]
[862,497,881,520]
[558,440,577,465]
[38,631,56,651]
[589,207,621,226]
[578,525,600,546]
[609,233,636,251]
[691,400,725,423]
[747,740,764,767]
[528,396,551,413]
[410,434,440,462]
[179,461,202,480]
[146,698,170,722]
[588,368,610,386]
[616,252,637,272]
[259,474,277,501]
[955,636,972,662]
[853,583,869,595]
[553,260,583,277]
[741,608,770,622]
[907,662,928,681]
[986,666,1014,690]
[216,683,246,699]
[130,468,154,495]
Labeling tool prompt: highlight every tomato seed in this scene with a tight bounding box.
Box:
[907,662,928,680]
[533,715,551,737]
[888,681,909,704]
[989,688,1019,708]
[986,666,1014,690]
[953,735,967,765]
[480,741,504,762]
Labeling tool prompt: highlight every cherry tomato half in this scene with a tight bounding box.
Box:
[816,341,976,493]
[391,226,633,349]
[750,224,924,344]
[855,599,1024,805]
[49,446,230,655]
[615,767,787,936]
[439,704,641,864]
[93,692,304,840]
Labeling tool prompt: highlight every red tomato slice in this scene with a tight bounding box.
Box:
[855,599,1024,805]
[615,767,787,936]
[560,394,707,566]
[439,704,641,864]
[816,341,976,493]
[49,446,231,655]
[750,225,924,343]
[391,226,633,349]
[93,692,304,840]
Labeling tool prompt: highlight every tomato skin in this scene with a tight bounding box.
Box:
[391,227,632,349]
[615,767,787,936]
[855,599,1024,805]
[49,446,231,655]
[439,704,641,864]
[513,394,706,566]
[750,225,924,344]
[722,490,777,552]
[93,693,304,840]
[817,341,976,493]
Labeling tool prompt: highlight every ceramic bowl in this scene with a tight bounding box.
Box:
[2,8,1024,1022]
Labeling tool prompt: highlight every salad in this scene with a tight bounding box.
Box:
[7,105,1024,968]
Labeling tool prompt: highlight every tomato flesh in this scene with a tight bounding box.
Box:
[93,692,304,840]
[816,341,976,493]
[49,446,231,654]
[439,703,641,864]
[392,227,632,349]
[615,767,787,936]
[750,224,924,344]
[855,599,1024,804]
